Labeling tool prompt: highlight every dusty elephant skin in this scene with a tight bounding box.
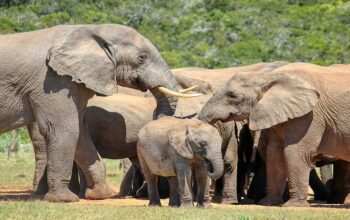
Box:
[31,61,289,203]
[199,62,350,207]
[137,117,223,207]
[0,24,184,202]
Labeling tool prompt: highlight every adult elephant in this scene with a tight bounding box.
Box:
[199,62,350,207]
[0,24,196,202]
[31,61,289,202]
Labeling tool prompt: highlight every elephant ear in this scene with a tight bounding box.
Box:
[169,124,193,159]
[249,72,320,130]
[47,26,118,96]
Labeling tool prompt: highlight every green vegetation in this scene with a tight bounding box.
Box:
[0,0,350,68]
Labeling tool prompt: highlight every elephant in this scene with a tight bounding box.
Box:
[137,116,224,207]
[31,61,289,203]
[199,62,350,207]
[0,24,199,202]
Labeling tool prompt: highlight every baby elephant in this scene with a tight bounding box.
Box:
[137,117,223,207]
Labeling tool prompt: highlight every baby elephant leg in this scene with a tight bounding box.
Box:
[138,151,161,206]
[168,176,180,207]
[194,161,212,208]
[174,160,193,207]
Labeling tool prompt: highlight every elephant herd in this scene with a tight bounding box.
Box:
[1,24,350,208]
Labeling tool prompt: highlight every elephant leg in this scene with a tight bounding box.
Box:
[128,158,146,197]
[258,134,286,206]
[77,166,87,198]
[283,144,311,207]
[222,135,238,204]
[212,177,223,203]
[28,122,48,195]
[309,168,331,201]
[119,164,134,197]
[168,176,180,207]
[173,159,193,207]
[247,153,266,203]
[331,160,350,204]
[194,161,211,208]
[68,162,80,196]
[320,164,333,186]
[42,128,79,202]
[138,152,161,206]
[74,120,116,200]
[158,176,170,199]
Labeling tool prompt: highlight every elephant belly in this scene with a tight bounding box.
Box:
[139,146,176,177]
[318,135,350,162]
[0,95,34,134]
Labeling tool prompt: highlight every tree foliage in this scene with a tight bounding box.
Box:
[0,0,349,146]
[0,0,349,68]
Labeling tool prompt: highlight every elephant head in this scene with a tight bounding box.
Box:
[169,120,223,180]
[198,71,320,130]
[47,24,199,118]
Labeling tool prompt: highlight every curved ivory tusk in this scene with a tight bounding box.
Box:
[156,86,202,98]
[179,85,198,93]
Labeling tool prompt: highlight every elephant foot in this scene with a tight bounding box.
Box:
[343,194,350,205]
[211,194,221,203]
[34,185,48,195]
[85,183,116,200]
[258,196,284,206]
[148,201,162,207]
[283,199,310,207]
[239,198,255,205]
[197,201,212,208]
[180,202,194,208]
[221,197,238,205]
[44,188,79,202]
[169,201,180,207]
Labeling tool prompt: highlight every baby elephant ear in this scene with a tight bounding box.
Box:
[47,26,118,96]
[169,125,193,159]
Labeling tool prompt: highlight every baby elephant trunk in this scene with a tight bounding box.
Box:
[205,153,224,180]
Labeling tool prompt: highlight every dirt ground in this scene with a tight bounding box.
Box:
[1,186,350,211]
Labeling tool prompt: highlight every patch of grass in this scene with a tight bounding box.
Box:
[0,151,35,188]
[0,201,350,220]
[0,152,349,220]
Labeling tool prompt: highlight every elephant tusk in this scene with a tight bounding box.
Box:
[179,85,198,93]
[156,86,202,98]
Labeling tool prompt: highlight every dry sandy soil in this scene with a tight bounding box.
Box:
[1,186,349,211]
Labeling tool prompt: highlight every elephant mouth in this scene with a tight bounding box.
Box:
[205,158,214,174]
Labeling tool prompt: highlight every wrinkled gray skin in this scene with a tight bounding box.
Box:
[199,62,350,207]
[137,117,223,207]
[0,24,179,202]
[32,62,288,202]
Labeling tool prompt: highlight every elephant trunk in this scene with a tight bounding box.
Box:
[151,69,178,119]
[206,153,224,180]
[198,103,215,124]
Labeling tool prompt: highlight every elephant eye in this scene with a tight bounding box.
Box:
[199,141,207,147]
[226,92,237,99]
[138,53,148,64]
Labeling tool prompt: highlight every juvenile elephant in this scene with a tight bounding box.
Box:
[137,117,223,207]
[199,62,350,207]
[0,24,198,202]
